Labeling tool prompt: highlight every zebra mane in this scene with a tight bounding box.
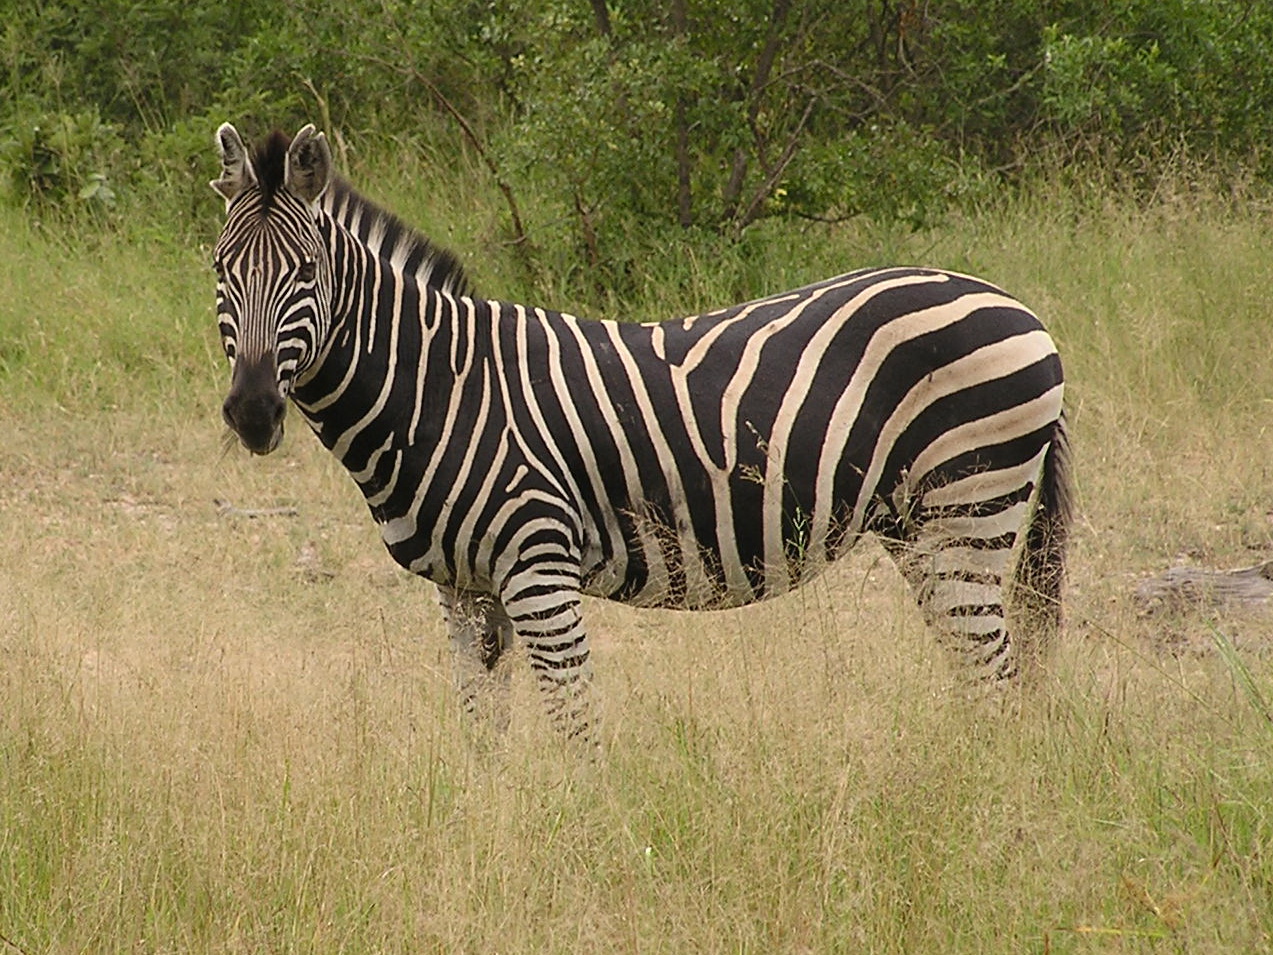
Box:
[321,176,473,298]
[248,129,472,297]
[248,130,295,212]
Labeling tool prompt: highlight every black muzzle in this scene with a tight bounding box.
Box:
[222,357,286,455]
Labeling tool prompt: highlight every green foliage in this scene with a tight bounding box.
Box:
[0,109,123,210]
[782,124,974,230]
[1039,28,1173,136]
[3,0,1273,293]
[0,0,266,128]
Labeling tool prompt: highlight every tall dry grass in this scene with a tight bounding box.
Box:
[1,181,1272,952]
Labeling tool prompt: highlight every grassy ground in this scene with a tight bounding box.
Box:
[1,178,1272,952]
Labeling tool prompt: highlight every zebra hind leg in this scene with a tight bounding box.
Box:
[880,510,1022,685]
[437,585,515,732]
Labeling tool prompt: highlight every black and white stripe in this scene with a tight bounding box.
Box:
[212,124,1071,742]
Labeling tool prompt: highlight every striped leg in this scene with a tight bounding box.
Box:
[883,531,1018,681]
[880,477,1032,682]
[500,565,596,747]
[437,585,515,730]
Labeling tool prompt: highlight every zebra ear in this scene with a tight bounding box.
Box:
[210,122,256,204]
[285,124,332,206]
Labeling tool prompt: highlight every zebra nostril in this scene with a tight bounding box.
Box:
[222,352,287,433]
[221,368,286,454]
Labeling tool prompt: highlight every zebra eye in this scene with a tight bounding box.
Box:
[297,260,317,283]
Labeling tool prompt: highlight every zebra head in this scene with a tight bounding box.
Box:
[210,123,333,455]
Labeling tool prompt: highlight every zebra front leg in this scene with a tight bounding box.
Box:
[500,569,596,748]
[437,585,515,731]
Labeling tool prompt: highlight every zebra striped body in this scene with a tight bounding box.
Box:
[212,124,1070,742]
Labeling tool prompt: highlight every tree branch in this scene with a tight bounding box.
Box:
[721,0,793,221]
[589,0,613,37]
[670,0,693,227]
[735,95,817,230]
[409,68,530,249]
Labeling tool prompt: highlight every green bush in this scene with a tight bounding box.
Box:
[0,109,123,211]
[3,0,1273,279]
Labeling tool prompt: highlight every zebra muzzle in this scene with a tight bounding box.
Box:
[223,358,287,455]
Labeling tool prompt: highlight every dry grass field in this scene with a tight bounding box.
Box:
[2,186,1272,952]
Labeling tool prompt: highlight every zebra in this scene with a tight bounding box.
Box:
[211,123,1071,744]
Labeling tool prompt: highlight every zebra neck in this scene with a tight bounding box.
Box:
[291,245,494,515]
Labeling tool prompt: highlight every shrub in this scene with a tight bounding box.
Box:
[0,109,124,212]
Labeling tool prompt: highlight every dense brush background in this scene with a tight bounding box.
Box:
[2,2,1272,951]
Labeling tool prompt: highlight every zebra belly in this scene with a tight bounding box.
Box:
[576,493,865,611]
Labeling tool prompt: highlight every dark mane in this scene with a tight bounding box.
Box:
[249,130,292,210]
[250,129,472,297]
[323,176,472,297]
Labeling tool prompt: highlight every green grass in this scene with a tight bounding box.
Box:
[1,174,1272,952]
[0,210,220,418]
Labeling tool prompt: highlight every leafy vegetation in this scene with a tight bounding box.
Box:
[3,0,1273,296]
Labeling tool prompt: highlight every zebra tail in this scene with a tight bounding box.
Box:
[1012,413,1074,677]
